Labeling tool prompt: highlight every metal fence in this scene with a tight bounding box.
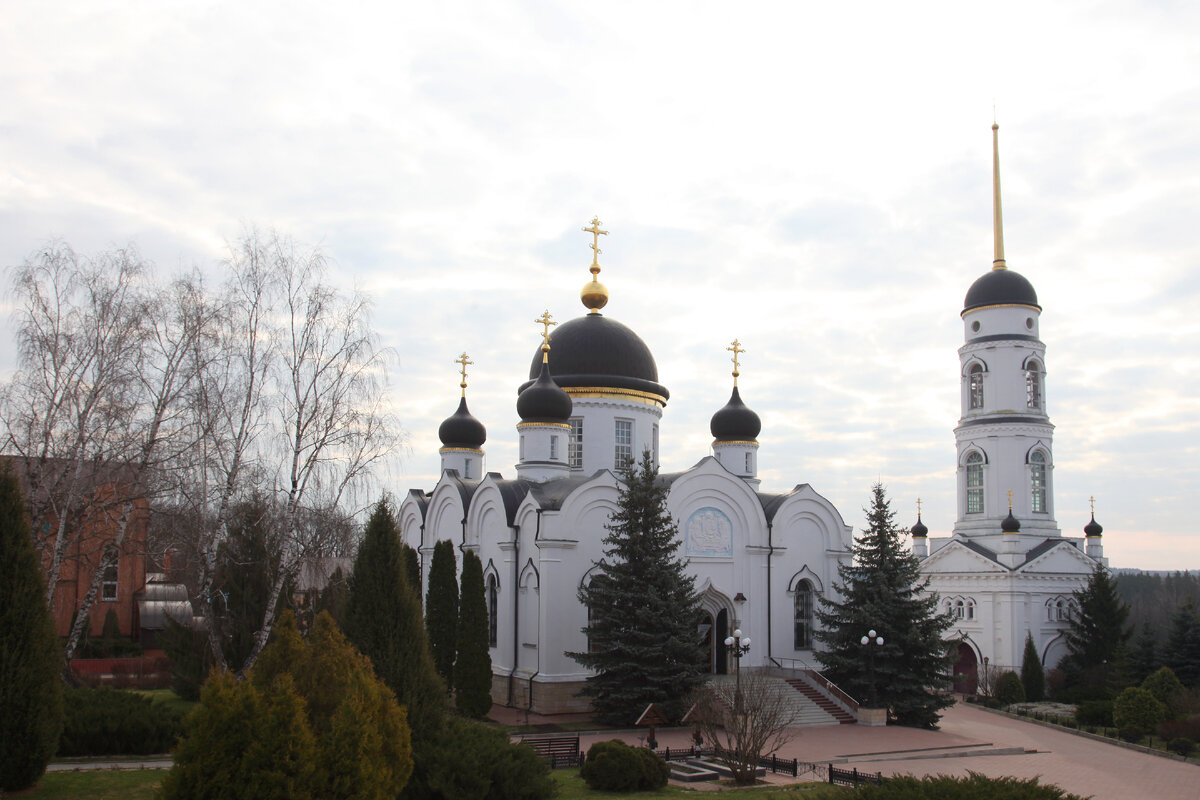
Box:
[828,764,885,786]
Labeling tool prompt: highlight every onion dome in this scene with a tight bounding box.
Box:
[522,314,668,400]
[439,397,486,449]
[1001,510,1021,533]
[711,387,761,441]
[911,515,928,538]
[517,361,572,423]
[1084,512,1103,537]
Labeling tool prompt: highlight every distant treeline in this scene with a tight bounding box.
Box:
[1115,570,1199,642]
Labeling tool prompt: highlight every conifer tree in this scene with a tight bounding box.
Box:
[569,450,705,725]
[814,483,953,729]
[1163,600,1200,688]
[454,550,493,717]
[402,543,422,604]
[0,468,64,792]
[1129,621,1159,684]
[1063,563,1130,692]
[1021,632,1045,701]
[425,540,459,689]
[344,501,445,738]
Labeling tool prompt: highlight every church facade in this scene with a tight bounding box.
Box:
[914,124,1106,687]
[399,221,853,714]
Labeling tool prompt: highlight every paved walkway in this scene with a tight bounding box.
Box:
[498,701,1200,799]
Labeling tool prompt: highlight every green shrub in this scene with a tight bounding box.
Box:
[1142,667,1187,719]
[57,687,183,756]
[1113,686,1166,741]
[1168,737,1194,757]
[1075,700,1113,727]
[843,771,1088,798]
[422,717,554,800]
[581,739,668,792]
[995,671,1026,707]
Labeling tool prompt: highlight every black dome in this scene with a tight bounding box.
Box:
[517,362,572,423]
[438,397,486,449]
[710,386,761,442]
[1001,510,1022,533]
[521,314,669,401]
[911,516,928,538]
[963,268,1040,314]
[1084,513,1103,537]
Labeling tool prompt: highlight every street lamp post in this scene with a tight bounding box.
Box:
[860,629,884,707]
[724,628,751,710]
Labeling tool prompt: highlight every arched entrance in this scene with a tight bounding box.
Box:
[698,608,729,674]
[952,641,979,694]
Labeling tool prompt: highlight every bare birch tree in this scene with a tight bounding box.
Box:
[686,673,802,785]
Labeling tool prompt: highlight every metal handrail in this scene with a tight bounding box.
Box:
[769,656,862,711]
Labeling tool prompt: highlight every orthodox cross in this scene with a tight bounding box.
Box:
[582,216,608,271]
[1007,488,1014,511]
[1089,495,1096,514]
[535,310,557,362]
[916,497,923,518]
[727,339,744,385]
[455,352,472,396]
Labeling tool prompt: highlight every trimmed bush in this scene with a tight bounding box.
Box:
[1075,699,1113,727]
[423,717,554,800]
[1142,667,1187,719]
[581,739,669,792]
[1168,737,1195,757]
[1113,686,1166,741]
[842,771,1088,798]
[57,688,183,756]
[995,670,1026,707]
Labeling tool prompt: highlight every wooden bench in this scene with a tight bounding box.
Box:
[517,734,581,767]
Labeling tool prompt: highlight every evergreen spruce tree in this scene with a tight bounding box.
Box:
[0,468,64,792]
[814,483,954,729]
[425,540,458,689]
[402,544,422,604]
[344,501,445,738]
[568,450,705,725]
[453,551,493,718]
[1063,563,1130,693]
[1020,632,1045,701]
[1163,600,1200,688]
[1129,621,1159,684]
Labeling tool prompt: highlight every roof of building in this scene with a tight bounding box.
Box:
[710,386,761,442]
[963,268,1040,314]
[520,313,669,401]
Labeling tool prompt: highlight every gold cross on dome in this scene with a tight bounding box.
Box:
[582,216,608,271]
[1089,495,1096,514]
[727,339,744,385]
[1007,488,1014,510]
[455,352,473,396]
[534,310,557,362]
[916,497,923,517]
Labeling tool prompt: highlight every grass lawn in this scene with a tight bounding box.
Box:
[551,769,841,798]
[13,770,163,799]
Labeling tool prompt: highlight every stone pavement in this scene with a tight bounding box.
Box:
[497,701,1200,799]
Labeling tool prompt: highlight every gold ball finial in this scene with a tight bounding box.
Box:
[581,216,610,313]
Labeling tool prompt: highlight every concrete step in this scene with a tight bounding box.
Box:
[708,674,842,727]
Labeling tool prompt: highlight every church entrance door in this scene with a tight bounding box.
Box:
[952,642,978,694]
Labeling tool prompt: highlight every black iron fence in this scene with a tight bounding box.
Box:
[828,764,885,786]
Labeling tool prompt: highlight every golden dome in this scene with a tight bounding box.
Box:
[581,277,609,312]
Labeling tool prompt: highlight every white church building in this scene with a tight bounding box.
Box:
[399,222,853,714]
[399,127,1108,713]
[914,124,1106,690]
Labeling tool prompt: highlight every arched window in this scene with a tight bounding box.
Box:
[966,599,976,620]
[1026,360,1043,410]
[101,560,119,602]
[794,580,815,649]
[1030,451,1048,513]
[954,599,965,619]
[966,452,985,514]
[486,574,498,647]
[968,363,985,410]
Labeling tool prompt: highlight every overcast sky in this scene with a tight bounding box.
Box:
[2,1,1197,570]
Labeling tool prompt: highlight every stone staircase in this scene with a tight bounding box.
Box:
[782,676,856,724]
[709,674,848,726]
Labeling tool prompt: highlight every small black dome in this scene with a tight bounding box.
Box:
[517,362,572,423]
[521,314,669,401]
[1001,510,1022,533]
[438,397,486,450]
[911,516,928,538]
[1084,513,1103,537]
[963,268,1040,314]
[710,386,761,442]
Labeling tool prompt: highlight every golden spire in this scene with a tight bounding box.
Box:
[580,216,610,314]
[455,352,473,397]
[992,122,1007,271]
[534,310,557,364]
[727,339,744,387]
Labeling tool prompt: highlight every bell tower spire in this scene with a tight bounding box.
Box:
[992,122,1006,271]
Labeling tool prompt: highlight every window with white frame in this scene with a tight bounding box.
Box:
[966,599,976,620]
[463,458,473,479]
[614,419,632,469]
[954,599,965,619]
[1030,450,1047,513]
[101,561,118,602]
[1026,360,1043,410]
[744,452,752,473]
[568,418,583,469]
[794,580,815,649]
[968,363,985,410]
[519,434,525,461]
[966,452,985,514]
[549,435,558,461]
